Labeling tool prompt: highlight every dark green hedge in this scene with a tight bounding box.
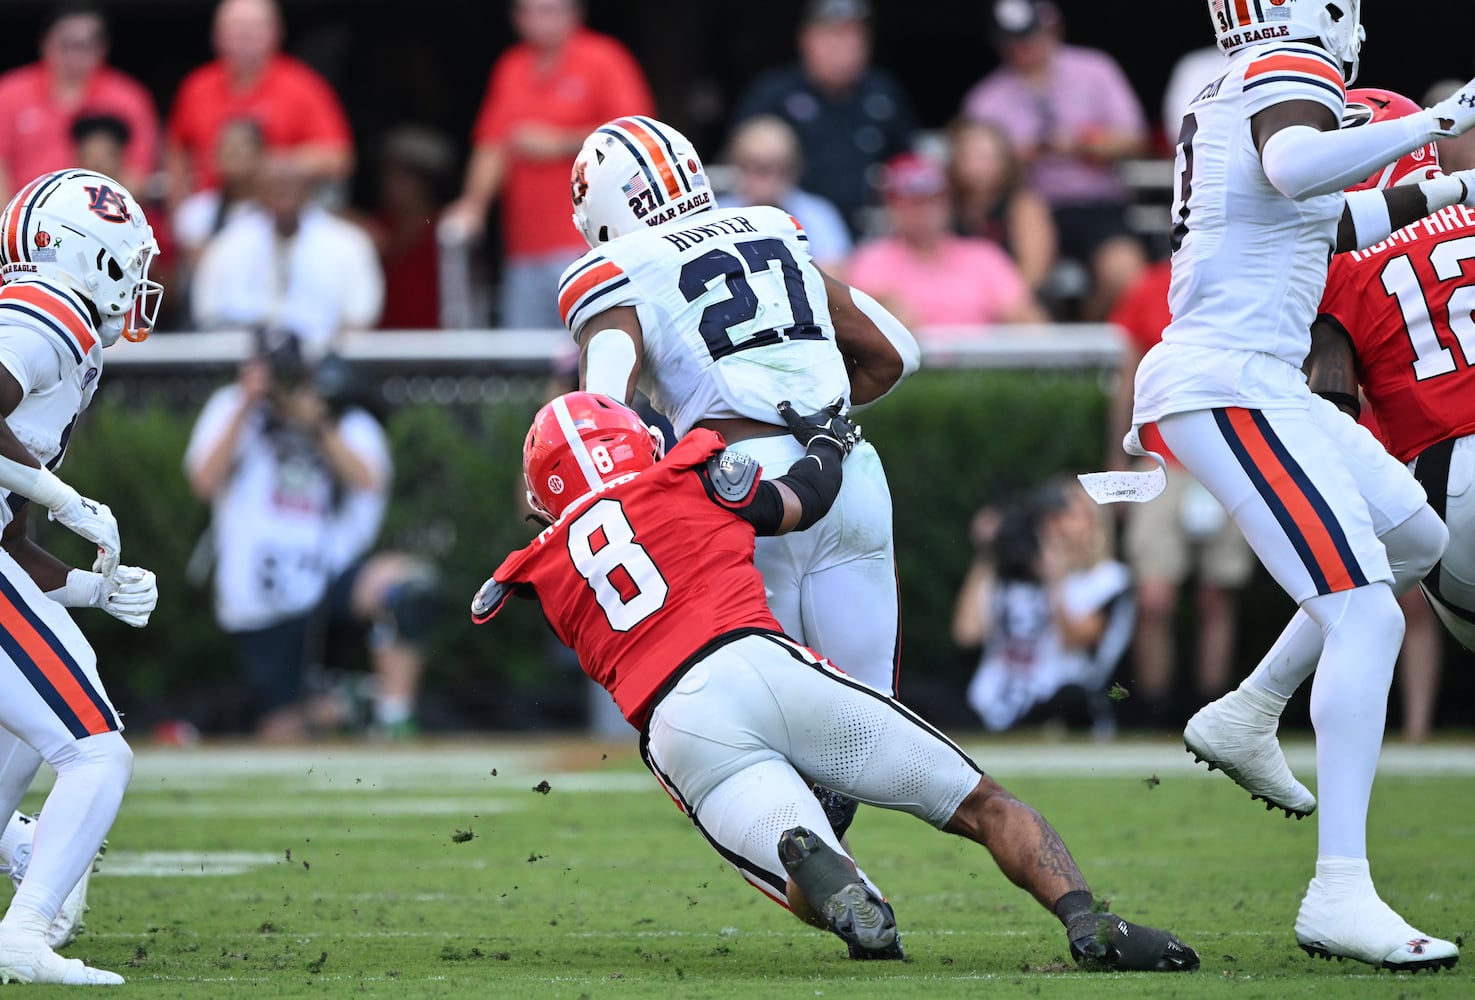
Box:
[46,368,1468,733]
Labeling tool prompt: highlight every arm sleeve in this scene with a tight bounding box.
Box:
[1261,115,1438,200]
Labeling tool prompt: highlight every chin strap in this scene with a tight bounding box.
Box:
[1077,427,1168,504]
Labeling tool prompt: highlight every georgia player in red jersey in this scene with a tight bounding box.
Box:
[471,391,1198,972]
[1309,88,1475,654]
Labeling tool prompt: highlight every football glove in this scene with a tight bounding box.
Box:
[48,494,120,578]
[777,396,862,457]
[51,565,157,628]
[1427,77,1475,138]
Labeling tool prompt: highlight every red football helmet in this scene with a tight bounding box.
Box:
[1343,88,1442,192]
[523,392,665,521]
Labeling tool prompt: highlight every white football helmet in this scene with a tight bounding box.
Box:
[1207,0,1362,82]
[0,169,162,346]
[570,116,715,247]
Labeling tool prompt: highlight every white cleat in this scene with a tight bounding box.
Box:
[5,814,106,949]
[1296,881,1459,971]
[0,927,122,985]
[1184,687,1316,818]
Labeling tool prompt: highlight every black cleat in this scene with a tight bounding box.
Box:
[1067,912,1200,972]
[778,826,903,960]
[810,783,860,840]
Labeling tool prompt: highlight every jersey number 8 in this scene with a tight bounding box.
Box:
[567,498,669,631]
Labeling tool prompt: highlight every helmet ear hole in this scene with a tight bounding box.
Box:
[597,225,609,243]
[107,258,123,281]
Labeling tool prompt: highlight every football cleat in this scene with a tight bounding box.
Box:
[1296,878,1459,971]
[1067,911,1201,972]
[0,927,122,985]
[810,784,859,841]
[4,814,106,949]
[1184,687,1316,818]
[778,826,902,960]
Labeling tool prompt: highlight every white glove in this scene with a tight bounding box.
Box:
[1426,78,1475,138]
[48,494,120,578]
[49,566,157,627]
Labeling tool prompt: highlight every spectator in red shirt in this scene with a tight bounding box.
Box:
[0,2,160,204]
[355,126,459,330]
[165,0,354,208]
[440,0,654,330]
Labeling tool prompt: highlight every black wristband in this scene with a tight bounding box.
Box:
[779,445,844,531]
[1315,389,1361,420]
[1053,889,1096,927]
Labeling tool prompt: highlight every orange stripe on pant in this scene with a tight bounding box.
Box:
[613,118,683,201]
[1224,408,1358,592]
[0,590,110,736]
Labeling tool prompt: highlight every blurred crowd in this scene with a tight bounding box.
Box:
[0,0,1209,348]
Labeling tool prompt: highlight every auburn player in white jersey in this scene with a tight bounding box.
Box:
[559,115,920,837]
[1078,0,1475,971]
[0,169,163,986]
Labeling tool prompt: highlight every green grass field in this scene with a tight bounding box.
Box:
[17,733,1475,998]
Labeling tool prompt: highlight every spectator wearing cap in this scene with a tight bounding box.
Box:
[847,151,1048,340]
[0,2,160,203]
[961,0,1148,322]
[729,0,919,240]
[440,0,654,330]
[720,115,853,274]
[165,0,354,208]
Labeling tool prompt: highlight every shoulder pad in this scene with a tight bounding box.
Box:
[706,449,760,505]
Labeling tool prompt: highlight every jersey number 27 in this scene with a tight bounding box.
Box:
[678,237,824,362]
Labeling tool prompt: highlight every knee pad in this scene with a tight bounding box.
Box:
[1384,505,1448,593]
[48,731,132,786]
[371,568,442,649]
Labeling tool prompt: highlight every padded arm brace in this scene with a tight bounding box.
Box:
[1261,113,1442,200]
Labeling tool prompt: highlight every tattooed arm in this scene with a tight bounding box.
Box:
[1305,316,1362,419]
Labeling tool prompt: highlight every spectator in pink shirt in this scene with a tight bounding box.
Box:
[847,152,1048,339]
[0,3,160,204]
[961,0,1147,322]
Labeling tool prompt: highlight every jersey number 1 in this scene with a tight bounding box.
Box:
[567,498,669,631]
[1380,236,1475,380]
[678,237,823,361]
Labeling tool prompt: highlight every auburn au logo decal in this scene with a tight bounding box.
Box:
[82,185,130,223]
